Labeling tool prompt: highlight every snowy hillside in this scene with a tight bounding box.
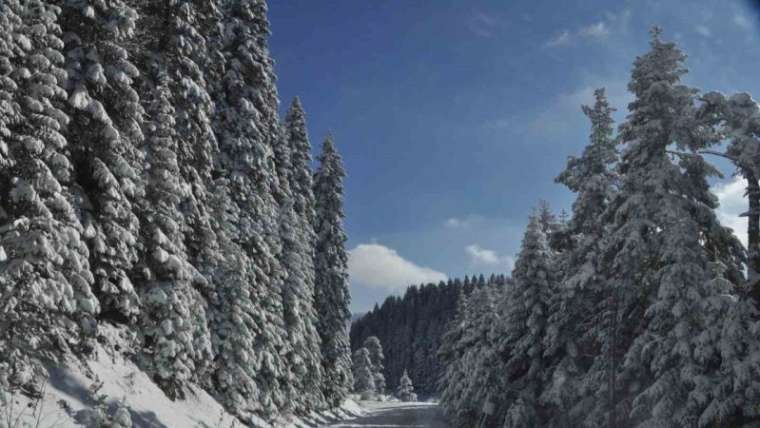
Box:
[2,325,363,428]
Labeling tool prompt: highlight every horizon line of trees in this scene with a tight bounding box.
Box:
[350,273,508,396]
[0,0,353,425]
[439,27,760,428]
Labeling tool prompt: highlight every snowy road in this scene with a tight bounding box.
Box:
[327,401,450,428]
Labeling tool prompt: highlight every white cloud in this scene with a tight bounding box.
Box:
[444,214,485,229]
[715,177,747,247]
[528,78,632,138]
[579,22,610,39]
[348,244,447,291]
[545,30,571,48]
[545,13,620,48]
[465,244,515,270]
[467,11,501,38]
[695,25,712,37]
[445,217,463,228]
[734,14,751,30]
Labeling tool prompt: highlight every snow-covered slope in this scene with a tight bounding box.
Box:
[1,324,363,428]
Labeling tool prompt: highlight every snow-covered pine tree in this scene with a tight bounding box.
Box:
[438,281,503,426]
[351,347,376,399]
[204,178,276,424]
[363,336,386,394]
[495,210,555,427]
[543,87,619,426]
[698,91,760,301]
[396,370,417,402]
[438,288,469,422]
[592,28,758,427]
[212,0,288,418]
[124,0,219,394]
[0,0,99,386]
[314,135,353,407]
[275,98,325,414]
[58,0,143,321]
[133,72,212,400]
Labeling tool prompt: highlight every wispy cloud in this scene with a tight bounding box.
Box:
[696,24,712,37]
[467,11,502,38]
[528,78,632,138]
[444,214,487,229]
[545,9,629,48]
[545,30,572,47]
[466,244,515,270]
[348,243,447,291]
[579,21,610,38]
[734,13,751,31]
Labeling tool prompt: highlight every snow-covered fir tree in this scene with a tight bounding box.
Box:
[396,370,417,402]
[698,90,760,301]
[590,28,757,427]
[58,0,144,321]
[205,179,276,424]
[543,87,620,426]
[314,135,354,407]
[211,0,289,418]
[134,74,211,400]
[352,347,376,398]
[363,336,386,394]
[439,282,502,426]
[496,211,556,427]
[276,98,325,413]
[0,0,99,389]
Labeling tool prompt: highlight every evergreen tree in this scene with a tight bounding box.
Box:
[352,347,376,398]
[314,135,353,407]
[212,0,289,418]
[544,87,619,426]
[440,282,501,426]
[363,336,386,394]
[59,0,144,321]
[206,179,274,424]
[396,369,417,402]
[128,0,218,395]
[135,74,210,400]
[0,0,99,386]
[277,98,325,413]
[496,211,555,427]
[593,28,756,427]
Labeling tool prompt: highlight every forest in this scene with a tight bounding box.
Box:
[435,28,760,428]
[350,274,508,396]
[3,0,760,427]
[0,0,354,426]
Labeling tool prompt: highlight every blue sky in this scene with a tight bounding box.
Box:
[268,0,760,312]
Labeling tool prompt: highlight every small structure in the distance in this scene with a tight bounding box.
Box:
[396,369,417,402]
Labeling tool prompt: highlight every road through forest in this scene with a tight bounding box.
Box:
[327,401,450,428]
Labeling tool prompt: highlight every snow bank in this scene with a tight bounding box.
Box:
[1,324,364,428]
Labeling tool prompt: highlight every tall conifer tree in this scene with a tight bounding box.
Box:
[0,1,99,385]
[314,135,353,407]
[59,0,144,320]
[277,98,325,413]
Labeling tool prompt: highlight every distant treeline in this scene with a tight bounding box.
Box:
[350,274,508,396]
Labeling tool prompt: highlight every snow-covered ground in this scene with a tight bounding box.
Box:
[326,401,449,428]
[0,324,364,428]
